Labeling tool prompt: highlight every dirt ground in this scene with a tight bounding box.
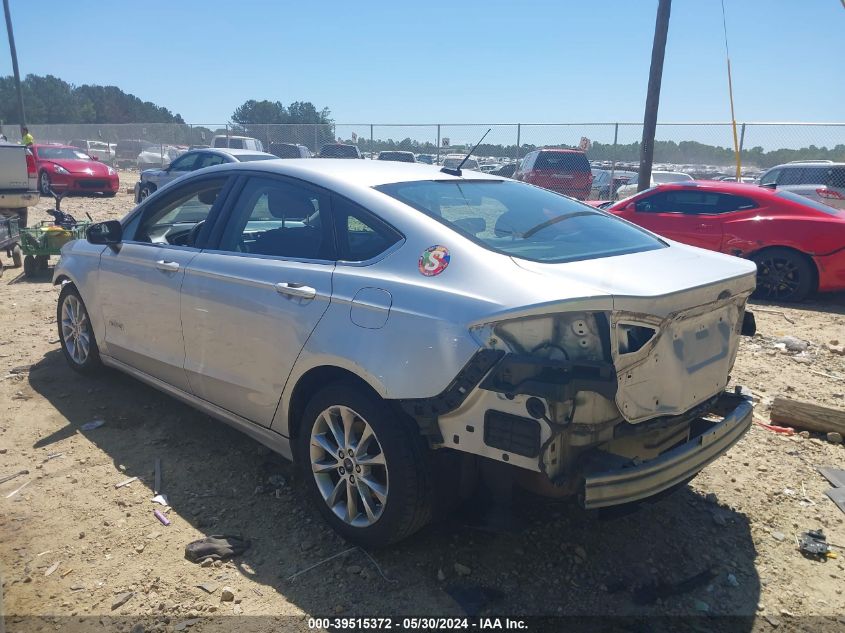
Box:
[1,175,844,632]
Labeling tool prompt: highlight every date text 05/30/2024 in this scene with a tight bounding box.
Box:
[308,617,528,630]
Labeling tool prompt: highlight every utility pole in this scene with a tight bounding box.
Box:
[2,0,26,134]
[637,0,671,192]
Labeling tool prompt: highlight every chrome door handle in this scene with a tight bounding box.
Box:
[155,260,180,272]
[275,282,317,299]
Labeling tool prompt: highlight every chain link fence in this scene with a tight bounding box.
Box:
[6,121,843,199]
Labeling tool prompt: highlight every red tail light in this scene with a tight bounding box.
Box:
[25,150,36,177]
[817,188,844,200]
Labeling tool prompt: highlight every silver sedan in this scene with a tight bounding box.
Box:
[54,159,757,546]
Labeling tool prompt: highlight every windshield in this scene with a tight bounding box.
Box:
[654,172,692,184]
[376,180,664,264]
[776,190,844,216]
[38,147,90,161]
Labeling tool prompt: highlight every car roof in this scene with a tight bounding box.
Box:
[775,161,845,167]
[653,180,772,196]
[537,148,585,154]
[200,148,273,157]
[194,158,503,189]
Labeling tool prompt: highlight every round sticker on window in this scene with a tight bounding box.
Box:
[418,245,450,277]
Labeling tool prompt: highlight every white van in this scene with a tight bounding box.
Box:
[442,153,480,171]
[211,135,264,152]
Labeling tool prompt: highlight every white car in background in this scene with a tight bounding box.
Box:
[137,145,184,171]
[68,139,117,165]
[615,170,693,199]
[54,159,756,546]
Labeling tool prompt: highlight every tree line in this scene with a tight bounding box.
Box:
[0,74,184,125]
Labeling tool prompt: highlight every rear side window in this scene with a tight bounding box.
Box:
[533,152,590,172]
[332,197,402,262]
[219,177,333,260]
[826,167,845,188]
[800,167,829,185]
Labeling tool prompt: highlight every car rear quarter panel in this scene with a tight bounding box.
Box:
[722,213,845,258]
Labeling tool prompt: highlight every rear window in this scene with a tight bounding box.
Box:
[235,153,277,162]
[776,190,844,216]
[653,172,693,184]
[376,180,664,264]
[533,151,590,172]
[321,145,358,158]
[270,144,302,158]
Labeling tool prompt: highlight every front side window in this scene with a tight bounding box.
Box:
[377,180,663,264]
[195,153,227,169]
[218,177,333,260]
[130,178,227,246]
[760,169,780,185]
[168,153,198,172]
[777,168,804,186]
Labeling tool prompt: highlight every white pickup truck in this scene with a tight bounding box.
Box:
[0,142,40,227]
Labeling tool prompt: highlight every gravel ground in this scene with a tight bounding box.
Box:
[1,180,844,632]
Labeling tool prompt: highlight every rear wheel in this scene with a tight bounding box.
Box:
[103,191,117,198]
[295,383,433,547]
[57,284,102,373]
[11,244,22,268]
[752,248,814,302]
[23,255,36,277]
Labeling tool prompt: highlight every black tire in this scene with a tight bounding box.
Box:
[11,244,22,268]
[294,382,433,548]
[57,284,102,374]
[23,254,36,277]
[103,191,117,198]
[138,185,153,201]
[39,171,52,196]
[752,247,814,303]
[36,255,49,270]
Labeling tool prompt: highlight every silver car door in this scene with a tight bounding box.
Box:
[180,175,335,426]
[97,176,230,391]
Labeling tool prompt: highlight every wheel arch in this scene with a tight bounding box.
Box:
[748,245,819,293]
[285,365,384,440]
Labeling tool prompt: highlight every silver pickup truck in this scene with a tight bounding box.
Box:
[0,142,40,226]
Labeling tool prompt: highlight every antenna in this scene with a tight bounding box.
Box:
[440,128,491,176]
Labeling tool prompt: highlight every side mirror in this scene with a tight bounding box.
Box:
[623,201,636,211]
[760,182,777,190]
[87,220,123,245]
[91,156,100,161]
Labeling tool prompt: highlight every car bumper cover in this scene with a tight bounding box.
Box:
[581,391,752,509]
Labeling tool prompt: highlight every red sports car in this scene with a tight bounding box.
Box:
[31,144,119,197]
[602,181,845,302]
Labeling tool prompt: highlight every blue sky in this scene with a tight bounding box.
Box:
[2,0,843,125]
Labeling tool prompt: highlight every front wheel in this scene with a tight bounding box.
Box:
[57,284,102,373]
[295,383,433,547]
[11,244,22,268]
[39,171,52,196]
[103,191,117,198]
[752,248,814,303]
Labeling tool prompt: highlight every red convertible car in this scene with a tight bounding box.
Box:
[601,181,845,301]
[31,144,119,197]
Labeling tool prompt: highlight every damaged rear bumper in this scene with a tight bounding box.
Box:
[581,391,752,509]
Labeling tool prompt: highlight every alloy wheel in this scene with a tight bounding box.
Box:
[309,405,389,528]
[61,294,91,365]
[756,255,801,301]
